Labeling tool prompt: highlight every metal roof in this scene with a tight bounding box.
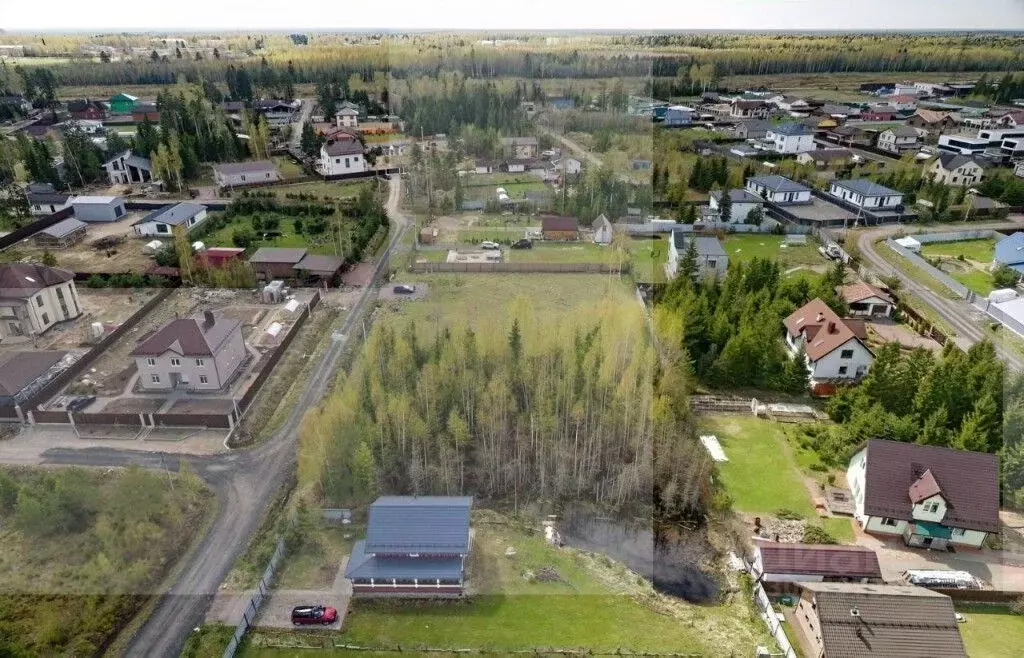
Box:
[746,175,810,194]
[39,217,87,239]
[769,122,813,136]
[0,350,68,396]
[995,231,1024,266]
[671,232,726,257]
[249,247,307,264]
[364,496,473,554]
[134,202,206,227]
[71,195,123,205]
[711,189,763,204]
[344,540,465,581]
[130,313,241,358]
[294,254,344,274]
[831,179,903,198]
[213,160,278,176]
[757,543,882,580]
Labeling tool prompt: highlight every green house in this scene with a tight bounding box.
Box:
[108,93,138,115]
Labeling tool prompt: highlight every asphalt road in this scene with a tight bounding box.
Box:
[33,177,411,658]
[856,222,1024,371]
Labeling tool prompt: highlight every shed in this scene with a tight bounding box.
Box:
[200,247,246,268]
[132,202,208,237]
[540,215,579,241]
[71,196,127,223]
[249,247,307,281]
[293,254,344,285]
[33,217,88,248]
[894,236,922,253]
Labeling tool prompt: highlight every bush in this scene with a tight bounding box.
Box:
[147,275,169,287]
[1011,595,1024,616]
[775,508,803,520]
[803,525,838,544]
[232,227,256,249]
[84,274,107,288]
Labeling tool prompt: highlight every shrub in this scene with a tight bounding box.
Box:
[125,273,147,288]
[775,508,803,521]
[147,275,169,287]
[232,227,256,249]
[803,525,838,545]
[85,274,107,288]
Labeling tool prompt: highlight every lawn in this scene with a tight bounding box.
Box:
[270,155,305,179]
[201,212,345,256]
[505,242,621,264]
[456,226,534,243]
[630,236,668,283]
[920,238,998,296]
[242,180,372,202]
[722,234,825,268]
[242,519,773,656]
[955,604,1024,658]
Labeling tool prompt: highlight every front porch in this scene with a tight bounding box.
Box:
[904,520,954,551]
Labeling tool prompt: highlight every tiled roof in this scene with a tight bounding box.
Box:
[783,298,867,361]
[0,263,75,293]
[860,439,1000,533]
[837,282,894,305]
[130,313,240,358]
[757,543,882,579]
[541,215,579,232]
[364,496,473,554]
[913,109,954,124]
[936,153,981,172]
[908,468,942,503]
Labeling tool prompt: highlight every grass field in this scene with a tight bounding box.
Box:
[920,238,998,295]
[270,155,305,179]
[630,236,669,283]
[202,212,344,256]
[955,604,1024,657]
[875,240,960,301]
[722,234,825,268]
[456,226,533,243]
[240,180,372,202]
[505,242,621,264]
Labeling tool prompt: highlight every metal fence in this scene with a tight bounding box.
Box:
[223,538,286,658]
[752,582,798,658]
[885,238,973,299]
[909,229,1006,244]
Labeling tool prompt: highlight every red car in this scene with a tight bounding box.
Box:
[291,605,338,626]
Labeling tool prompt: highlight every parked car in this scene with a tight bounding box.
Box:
[511,239,533,249]
[291,605,338,626]
[67,396,96,412]
[393,284,416,294]
[480,241,501,250]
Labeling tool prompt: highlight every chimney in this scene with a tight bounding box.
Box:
[828,321,837,334]
[816,312,825,322]
[203,310,215,328]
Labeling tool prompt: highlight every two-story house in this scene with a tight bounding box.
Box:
[132,311,246,391]
[663,105,695,127]
[212,161,281,189]
[708,189,763,223]
[730,99,770,119]
[668,232,728,280]
[0,263,82,339]
[320,139,366,176]
[501,137,538,159]
[877,126,921,154]
[907,109,957,135]
[783,298,873,384]
[845,439,1000,549]
[928,153,985,186]
[103,150,154,186]
[132,202,208,237]
[765,122,815,154]
[745,175,812,205]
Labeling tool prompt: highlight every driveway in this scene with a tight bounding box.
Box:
[257,561,351,630]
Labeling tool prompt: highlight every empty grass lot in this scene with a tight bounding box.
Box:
[630,236,669,283]
[505,242,621,264]
[245,180,372,202]
[955,604,1024,658]
[722,234,825,268]
[920,238,998,296]
[270,155,305,179]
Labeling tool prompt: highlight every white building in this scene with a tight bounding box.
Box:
[212,161,281,189]
[132,202,208,237]
[708,189,763,223]
[103,150,153,186]
[828,179,903,210]
[837,282,895,317]
[744,175,812,205]
[70,196,127,223]
[591,214,613,245]
[928,153,984,186]
[668,232,728,280]
[0,263,82,339]
[556,157,582,176]
[765,122,815,154]
[877,126,921,154]
[320,139,366,176]
[783,298,873,384]
[335,107,359,128]
[846,439,999,550]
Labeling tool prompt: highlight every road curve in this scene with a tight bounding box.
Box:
[110,177,411,657]
[857,223,1024,371]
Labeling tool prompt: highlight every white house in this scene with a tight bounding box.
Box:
[335,107,359,128]
[103,150,153,185]
[1016,161,1024,179]
[828,179,903,209]
[751,543,882,587]
[708,189,763,223]
[70,196,127,223]
[212,161,281,189]
[591,214,613,245]
[765,122,815,154]
[501,137,538,159]
[131,311,247,392]
[846,439,1000,550]
[837,282,895,317]
[668,231,728,280]
[132,202,208,237]
[320,139,366,176]
[556,157,582,176]
[745,175,812,205]
[929,153,984,186]
[0,263,82,339]
[25,184,72,216]
[783,298,873,384]
[877,126,921,154]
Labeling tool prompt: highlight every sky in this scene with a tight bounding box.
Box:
[2,0,1024,31]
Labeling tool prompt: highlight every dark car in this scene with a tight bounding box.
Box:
[67,396,96,412]
[393,284,416,295]
[291,605,338,626]
[511,239,533,249]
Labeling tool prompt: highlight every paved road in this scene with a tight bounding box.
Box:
[856,222,1024,371]
[33,177,412,658]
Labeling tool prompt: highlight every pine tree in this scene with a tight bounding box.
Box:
[508,319,522,362]
[718,189,732,222]
[679,236,699,280]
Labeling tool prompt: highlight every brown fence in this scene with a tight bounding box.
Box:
[892,293,950,346]
[0,206,75,252]
[934,589,1023,604]
[21,287,176,413]
[409,262,627,274]
[72,412,143,426]
[151,412,233,429]
[237,296,316,414]
[32,409,70,424]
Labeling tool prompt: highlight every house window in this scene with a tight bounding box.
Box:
[840,349,854,359]
[157,224,169,233]
[199,375,209,384]
[35,296,43,308]
[241,175,246,182]
[115,206,124,218]
[170,358,181,367]
[952,527,966,538]
[40,312,49,325]
[838,366,848,375]
[707,259,717,269]
[345,157,350,168]
[953,176,958,184]
[146,358,156,366]
[151,374,160,383]
[880,517,899,527]
[924,501,940,513]
[195,358,205,367]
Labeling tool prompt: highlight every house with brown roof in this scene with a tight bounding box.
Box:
[753,543,883,590]
[846,439,1000,549]
[293,254,344,285]
[132,310,246,391]
[784,298,873,385]
[837,283,894,317]
[793,582,966,658]
[249,247,308,281]
[0,263,82,340]
[730,99,771,119]
[907,109,958,135]
[826,125,872,148]
[540,215,579,241]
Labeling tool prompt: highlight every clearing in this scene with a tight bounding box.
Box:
[722,234,825,268]
[955,604,1024,658]
[200,211,347,256]
[919,238,998,296]
[630,236,669,283]
[504,242,621,264]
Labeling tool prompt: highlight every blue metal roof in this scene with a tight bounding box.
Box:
[747,175,811,194]
[831,179,902,199]
[344,540,465,580]
[134,202,206,227]
[995,232,1024,267]
[364,496,473,554]
[770,122,813,136]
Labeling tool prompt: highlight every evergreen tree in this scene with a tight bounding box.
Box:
[718,189,732,222]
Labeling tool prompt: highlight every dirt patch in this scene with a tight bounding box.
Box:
[342,262,374,287]
[100,397,166,414]
[868,319,942,351]
[18,213,158,274]
[166,398,235,414]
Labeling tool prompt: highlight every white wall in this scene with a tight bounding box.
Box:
[810,338,872,380]
[321,147,366,175]
[911,494,948,523]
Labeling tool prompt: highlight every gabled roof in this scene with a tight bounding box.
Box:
[913,109,954,124]
[783,298,867,361]
[711,189,763,204]
[213,160,278,176]
[837,282,894,305]
[995,231,1024,267]
[27,192,71,206]
[0,263,75,294]
[859,439,1000,533]
[802,582,966,657]
[541,215,579,232]
[249,247,307,264]
[908,468,943,503]
[769,122,813,136]
[747,175,811,195]
[757,543,882,580]
[591,214,612,230]
[831,179,902,198]
[133,202,206,227]
[293,254,344,274]
[130,313,241,358]
[936,152,982,172]
[323,139,363,156]
[672,232,726,257]
[884,125,920,138]
[0,350,68,396]
[802,148,853,162]
[829,125,866,136]
[345,540,465,580]
[71,195,123,205]
[364,496,473,554]
[38,217,87,239]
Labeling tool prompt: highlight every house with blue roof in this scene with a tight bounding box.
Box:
[345,496,473,597]
[132,202,208,237]
[663,105,695,127]
[995,232,1024,274]
[766,122,816,154]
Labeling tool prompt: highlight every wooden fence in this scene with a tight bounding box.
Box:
[410,262,627,274]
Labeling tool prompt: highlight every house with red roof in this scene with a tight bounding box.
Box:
[837,282,895,317]
[783,298,873,386]
[846,439,1000,549]
[752,543,883,590]
[131,310,246,391]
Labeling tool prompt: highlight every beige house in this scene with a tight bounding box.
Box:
[0,263,82,339]
[929,153,984,186]
[131,311,247,391]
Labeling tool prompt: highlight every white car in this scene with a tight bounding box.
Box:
[480,241,501,250]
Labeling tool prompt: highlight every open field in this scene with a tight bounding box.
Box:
[0,466,212,657]
[955,604,1024,658]
[630,236,669,283]
[504,242,621,264]
[920,238,998,295]
[228,180,372,203]
[201,212,346,256]
[722,234,825,268]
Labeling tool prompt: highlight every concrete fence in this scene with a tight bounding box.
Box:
[223,538,286,658]
[752,582,798,658]
[886,238,973,299]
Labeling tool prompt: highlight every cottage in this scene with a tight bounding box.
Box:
[793,583,966,658]
[877,126,921,154]
[335,107,359,128]
[795,148,854,168]
[555,157,582,176]
[199,247,246,268]
[103,150,154,186]
[663,105,695,127]
[591,214,613,245]
[33,218,87,249]
[846,439,1000,549]
[249,247,308,281]
[66,99,106,121]
[784,298,872,383]
[735,119,770,140]
[131,103,160,122]
[730,99,770,119]
[837,282,895,317]
[928,153,984,186]
[501,137,539,159]
[745,175,812,205]
[907,109,957,134]
[0,350,69,407]
[132,311,246,391]
[826,125,872,147]
[70,196,127,223]
[828,179,903,210]
[293,254,345,285]
[320,139,365,176]
[765,122,816,154]
[860,107,896,121]
[998,110,1024,129]
[541,215,579,241]
[212,161,281,189]
[668,232,727,280]
[26,186,72,216]
[708,189,763,223]
[818,104,860,120]
[255,99,298,126]
[132,202,208,237]
[752,543,882,588]
[0,263,82,339]
[108,93,138,115]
